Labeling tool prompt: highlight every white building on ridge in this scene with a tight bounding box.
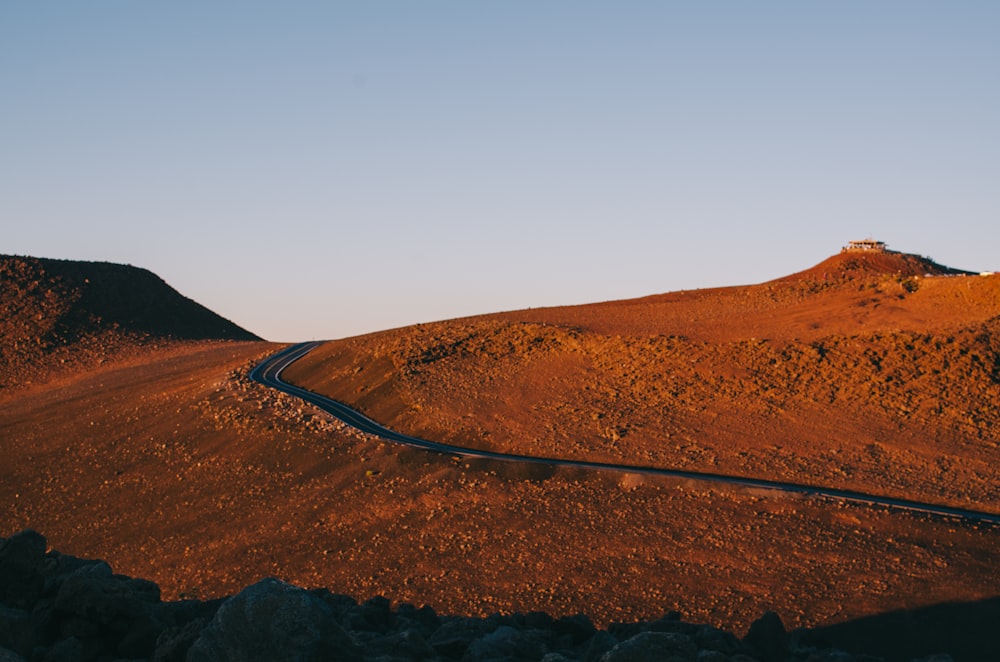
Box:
[843,239,887,253]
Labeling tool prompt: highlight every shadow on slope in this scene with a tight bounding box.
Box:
[797,595,1000,662]
[0,255,260,389]
[0,255,259,343]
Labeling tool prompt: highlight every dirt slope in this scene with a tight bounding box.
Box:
[3,249,1000,640]
[3,343,999,637]
[0,254,260,388]
[283,250,1000,512]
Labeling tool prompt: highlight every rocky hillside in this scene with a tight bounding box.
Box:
[284,250,1000,508]
[0,255,260,388]
[3,247,998,661]
[0,530,974,662]
[776,248,972,283]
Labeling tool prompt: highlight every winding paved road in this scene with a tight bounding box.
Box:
[251,342,1000,525]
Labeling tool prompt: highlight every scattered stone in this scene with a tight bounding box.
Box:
[0,531,953,661]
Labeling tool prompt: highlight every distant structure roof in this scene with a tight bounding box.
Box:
[843,239,887,253]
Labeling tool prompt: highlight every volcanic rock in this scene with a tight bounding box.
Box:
[186,577,360,662]
[744,611,788,662]
[599,631,698,661]
[0,530,931,661]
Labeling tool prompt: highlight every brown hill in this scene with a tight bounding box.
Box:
[3,248,1000,641]
[3,336,998,639]
[776,248,970,283]
[0,255,260,388]
[283,249,1000,512]
[462,248,994,343]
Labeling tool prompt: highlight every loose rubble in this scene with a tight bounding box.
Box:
[0,530,942,662]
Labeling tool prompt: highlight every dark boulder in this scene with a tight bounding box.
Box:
[0,606,29,653]
[0,645,26,662]
[554,613,596,645]
[425,618,482,659]
[692,623,746,656]
[359,595,395,633]
[580,631,617,662]
[38,634,86,662]
[0,531,47,609]
[394,603,440,635]
[186,577,360,662]
[153,615,212,662]
[52,562,163,658]
[599,631,699,661]
[363,628,439,660]
[462,624,552,661]
[744,611,787,662]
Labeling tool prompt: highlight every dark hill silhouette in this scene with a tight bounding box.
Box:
[1,255,259,342]
[0,255,259,388]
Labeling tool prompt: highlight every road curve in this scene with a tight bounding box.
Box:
[251,342,1000,525]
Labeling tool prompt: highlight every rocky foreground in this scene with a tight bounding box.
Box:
[0,531,952,662]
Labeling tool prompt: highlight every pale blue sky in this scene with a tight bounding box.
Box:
[3,2,998,341]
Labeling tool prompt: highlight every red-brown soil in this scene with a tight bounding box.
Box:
[285,251,1000,512]
[2,250,1000,637]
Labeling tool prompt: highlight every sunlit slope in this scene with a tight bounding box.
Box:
[3,251,1000,634]
[485,249,988,341]
[284,251,1000,511]
[5,339,999,634]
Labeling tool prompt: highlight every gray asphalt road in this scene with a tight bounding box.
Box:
[251,342,1000,525]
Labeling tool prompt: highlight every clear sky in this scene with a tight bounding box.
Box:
[3,2,998,341]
